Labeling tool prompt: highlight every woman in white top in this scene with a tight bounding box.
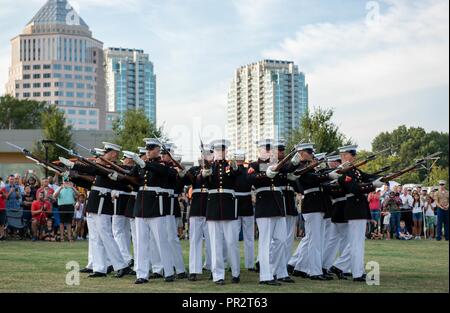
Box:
[423,195,436,239]
[411,193,423,239]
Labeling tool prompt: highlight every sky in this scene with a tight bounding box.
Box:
[0,0,448,161]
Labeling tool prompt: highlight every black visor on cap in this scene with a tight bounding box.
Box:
[278,146,286,152]
[265,144,271,151]
[304,148,314,155]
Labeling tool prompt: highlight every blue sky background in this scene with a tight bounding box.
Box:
[0,0,448,161]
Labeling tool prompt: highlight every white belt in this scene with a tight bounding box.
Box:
[332,196,347,204]
[283,186,295,192]
[235,192,252,197]
[92,186,112,195]
[116,190,134,196]
[131,192,137,196]
[192,188,209,194]
[208,189,235,196]
[346,193,355,198]
[255,187,282,194]
[303,187,321,195]
[139,186,174,195]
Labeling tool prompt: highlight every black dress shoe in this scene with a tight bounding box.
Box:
[128,259,134,268]
[128,270,136,276]
[165,275,175,282]
[79,268,93,274]
[134,278,149,284]
[116,266,132,278]
[177,272,188,279]
[209,273,213,280]
[232,276,240,284]
[329,266,347,280]
[353,276,366,282]
[292,270,309,278]
[149,272,164,279]
[287,264,295,274]
[259,280,281,286]
[255,262,260,273]
[215,279,225,285]
[278,276,295,283]
[88,272,107,278]
[310,275,333,281]
[188,274,197,281]
[107,265,114,274]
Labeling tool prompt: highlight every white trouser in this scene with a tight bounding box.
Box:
[129,218,137,268]
[202,219,212,271]
[285,215,297,266]
[165,215,186,274]
[112,215,132,264]
[256,217,288,282]
[293,212,324,276]
[238,216,255,269]
[207,220,240,282]
[85,214,95,270]
[189,216,211,274]
[333,220,365,276]
[90,213,128,273]
[323,221,341,270]
[135,217,174,279]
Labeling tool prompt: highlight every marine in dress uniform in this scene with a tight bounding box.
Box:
[130,139,179,284]
[275,141,302,272]
[288,144,338,280]
[203,139,241,285]
[59,143,132,278]
[331,145,384,282]
[248,139,294,286]
[320,155,351,278]
[111,151,138,269]
[161,144,187,279]
[185,145,214,281]
[233,149,255,271]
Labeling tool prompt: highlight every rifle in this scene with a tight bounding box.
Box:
[273,148,297,172]
[6,142,64,174]
[199,134,211,169]
[370,166,391,176]
[154,137,185,170]
[336,148,391,175]
[75,143,131,175]
[379,152,441,183]
[293,151,338,176]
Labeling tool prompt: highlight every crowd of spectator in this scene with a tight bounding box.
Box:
[368,181,449,241]
[0,171,87,242]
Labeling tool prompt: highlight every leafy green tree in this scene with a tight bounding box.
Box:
[113,109,165,152]
[428,166,449,186]
[0,95,45,129]
[33,106,73,162]
[287,107,352,153]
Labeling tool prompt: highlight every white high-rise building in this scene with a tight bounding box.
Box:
[5,0,106,130]
[226,59,309,161]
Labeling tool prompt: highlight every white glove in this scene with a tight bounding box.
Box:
[59,157,74,169]
[372,177,384,188]
[111,190,120,199]
[328,170,341,180]
[287,173,300,181]
[132,153,145,169]
[108,172,119,181]
[201,168,212,177]
[291,153,301,166]
[178,169,187,178]
[266,166,279,179]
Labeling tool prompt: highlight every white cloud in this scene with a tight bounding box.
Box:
[263,0,449,148]
[231,0,280,27]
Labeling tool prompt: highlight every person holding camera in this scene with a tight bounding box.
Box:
[54,179,79,242]
[31,191,52,241]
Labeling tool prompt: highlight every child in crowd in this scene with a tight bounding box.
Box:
[73,194,86,240]
[370,221,383,240]
[40,219,56,241]
[424,195,436,239]
[382,207,391,240]
[398,221,413,240]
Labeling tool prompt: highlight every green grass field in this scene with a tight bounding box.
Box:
[0,239,448,293]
